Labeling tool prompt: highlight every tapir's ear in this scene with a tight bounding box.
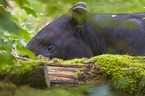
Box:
[68,2,87,26]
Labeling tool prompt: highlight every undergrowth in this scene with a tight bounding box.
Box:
[0,54,145,95]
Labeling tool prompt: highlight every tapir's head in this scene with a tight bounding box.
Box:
[26,2,93,59]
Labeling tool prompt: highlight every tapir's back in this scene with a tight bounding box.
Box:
[90,12,145,55]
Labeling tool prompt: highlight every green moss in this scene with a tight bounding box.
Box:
[62,58,89,65]
[46,57,90,65]
[0,59,44,76]
[91,54,145,95]
[47,58,64,63]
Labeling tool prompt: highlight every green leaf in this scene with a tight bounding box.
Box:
[0,63,7,70]
[0,0,10,8]
[0,39,13,52]
[10,15,19,23]
[18,46,35,60]
[123,21,137,29]
[21,6,37,17]
[21,0,30,6]
[12,0,30,6]
[0,9,20,34]
[19,28,31,41]
[0,52,16,70]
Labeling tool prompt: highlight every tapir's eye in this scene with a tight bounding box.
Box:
[47,46,55,52]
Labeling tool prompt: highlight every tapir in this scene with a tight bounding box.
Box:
[26,2,145,59]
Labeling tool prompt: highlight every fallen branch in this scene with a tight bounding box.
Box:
[15,56,31,61]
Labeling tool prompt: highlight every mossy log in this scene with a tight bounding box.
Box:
[0,61,137,88]
[0,62,93,88]
[46,62,92,87]
[0,63,48,88]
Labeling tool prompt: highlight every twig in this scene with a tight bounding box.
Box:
[15,56,31,61]
[120,68,137,71]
